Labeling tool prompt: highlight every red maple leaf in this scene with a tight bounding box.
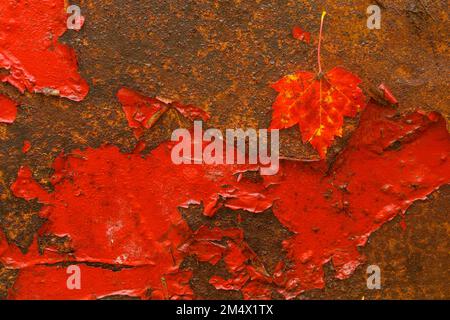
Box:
[270,12,366,158]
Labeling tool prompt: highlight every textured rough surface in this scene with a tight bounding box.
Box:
[0,0,449,299]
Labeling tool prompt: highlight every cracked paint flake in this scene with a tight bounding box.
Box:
[292,26,311,44]
[117,87,209,139]
[0,94,17,124]
[22,140,31,154]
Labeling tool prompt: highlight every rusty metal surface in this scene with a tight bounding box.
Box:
[0,0,449,299]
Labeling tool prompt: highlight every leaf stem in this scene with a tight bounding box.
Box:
[318,11,327,73]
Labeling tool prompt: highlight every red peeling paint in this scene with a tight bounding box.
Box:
[6,144,251,268]
[11,166,49,202]
[180,226,243,266]
[117,88,209,139]
[292,26,311,44]
[378,83,398,104]
[0,94,17,124]
[117,88,169,138]
[170,101,210,122]
[22,140,31,153]
[0,0,89,101]
[378,83,398,105]
[8,264,193,300]
[2,129,264,299]
[2,101,449,300]
[202,101,449,299]
[259,101,450,298]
